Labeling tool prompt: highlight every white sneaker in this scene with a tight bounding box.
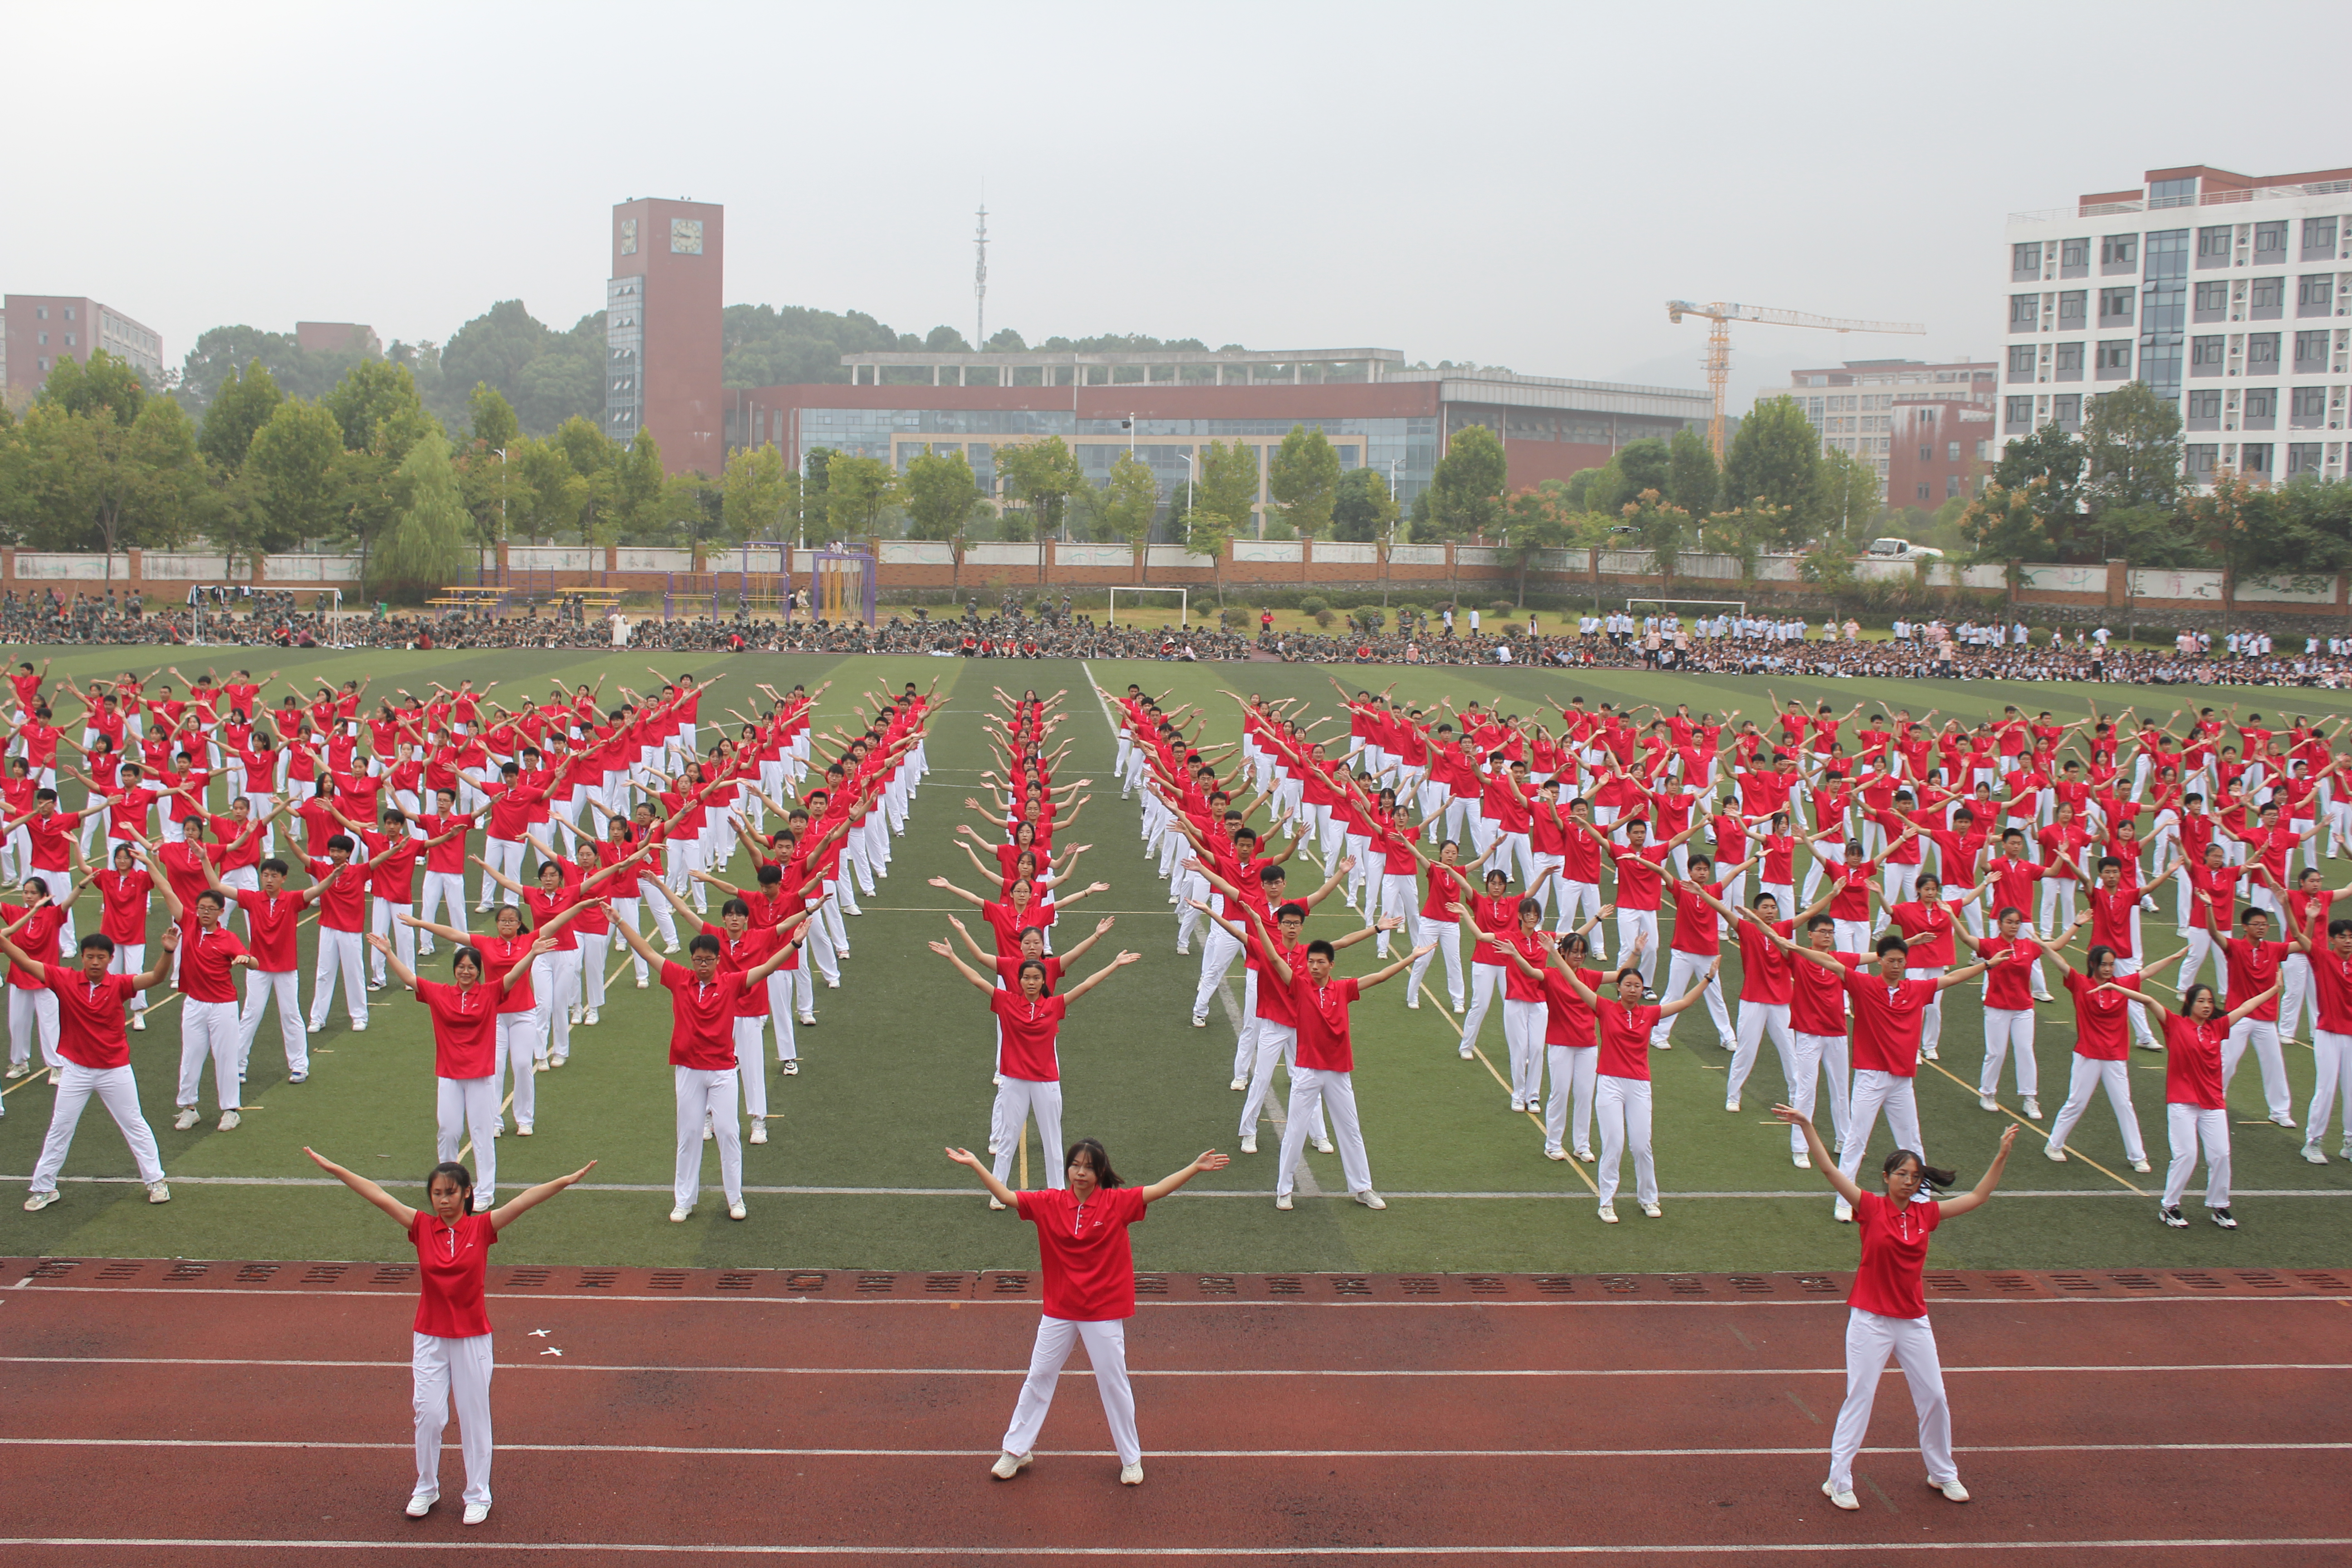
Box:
[750,1122,768,1144]
[548,1054,566,1069]
[1597,1203,1618,1224]
[1793,1152,1812,1170]
[1823,1480,1861,1511]
[1929,1479,1970,1503]
[463,1502,490,1525]
[405,1493,437,1519]
[2023,1098,2042,1120]
[1274,1193,1293,1211]
[1573,1148,1594,1162]
[1833,1199,1853,1223]
[728,1200,748,1220]
[2044,1147,2068,1162]
[2,1063,26,1078]
[1640,1202,1662,1218]
[1353,1190,1386,1210]
[24,1190,61,1211]
[990,1450,1032,1480]
[663,941,681,955]
[217,1110,240,1131]
[1544,1147,1568,1161]
[825,976,841,989]
[584,1009,598,1025]
[1119,1462,1144,1485]
[2303,1147,2330,1164]
[1725,1098,1741,1113]
[351,1020,367,1033]
[637,976,650,989]
[1315,1135,1335,1154]
[1240,1134,1257,1154]
[146,1182,171,1204]
[1458,1044,1473,1060]
[1230,1077,1246,1092]
[704,1113,715,1142]
[173,1107,201,1131]
[668,1206,692,1223]
[131,1014,145,1032]
[1191,1016,1207,1029]
[1978,1094,1999,1112]
[988,1196,1005,1210]
[797,1014,816,1027]
[516,1122,533,1137]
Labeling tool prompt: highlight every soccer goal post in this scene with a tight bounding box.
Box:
[1107,586,1187,627]
[1624,598,1747,619]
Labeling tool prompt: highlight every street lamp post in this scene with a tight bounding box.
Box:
[495,446,510,587]
[1383,456,1404,608]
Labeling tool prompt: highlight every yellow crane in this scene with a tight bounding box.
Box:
[1666,300,1927,462]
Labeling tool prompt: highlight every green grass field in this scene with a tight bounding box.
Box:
[7,645,2349,1275]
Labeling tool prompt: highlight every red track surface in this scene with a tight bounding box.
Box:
[5,1258,2348,1564]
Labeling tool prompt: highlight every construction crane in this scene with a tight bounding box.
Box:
[1666,300,1926,462]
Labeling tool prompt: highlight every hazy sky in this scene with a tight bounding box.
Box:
[9,1,2344,410]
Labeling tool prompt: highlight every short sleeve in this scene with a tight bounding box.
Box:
[1112,1186,1148,1225]
[659,959,690,991]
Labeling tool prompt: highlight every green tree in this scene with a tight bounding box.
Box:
[1330,465,1398,542]
[902,449,983,542]
[469,383,521,451]
[323,359,433,462]
[1499,484,1577,606]
[1989,421,2089,555]
[1269,424,1341,538]
[1812,448,1882,551]
[197,360,284,473]
[374,431,475,593]
[1424,424,1507,539]
[1620,490,1694,593]
[242,400,347,554]
[1187,509,1240,601]
[1615,437,1671,501]
[1098,452,1161,575]
[1196,440,1261,540]
[2084,380,2184,516]
[719,445,797,544]
[14,397,204,564]
[611,430,667,542]
[1958,480,2058,575]
[995,436,1084,540]
[1722,396,1820,544]
[824,455,897,538]
[37,350,147,425]
[1666,426,1719,517]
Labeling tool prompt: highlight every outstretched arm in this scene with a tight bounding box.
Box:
[944,1144,1020,1207]
[1139,1149,1233,1203]
[302,1147,416,1226]
[1934,1125,2018,1219]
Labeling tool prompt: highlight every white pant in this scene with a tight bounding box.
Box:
[1240,1019,1325,1143]
[1726,1001,1795,1109]
[1191,924,1243,1024]
[1615,909,1660,985]
[533,949,582,1061]
[1543,1044,1597,1156]
[991,1076,1065,1190]
[1828,1308,1956,1494]
[1275,1066,1370,1198]
[2223,1018,2293,1122]
[176,998,243,1111]
[436,1074,500,1203]
[1836,1072,1922,1190]
[674,1065,744,1209]
[1376,873,1418,955]
[494,1014,539,1135]
[8,986,62,1069]
[237,969,307,1078]
[577,932,610,1014]
[735,1015,769,1122]
[1594,1075,1655,1208]
[2307,1030,2352,1154]
[371,898,417,985]
[1407,916,1463,1008]
[1979,1008,2038,1098]
[480,837,526,908]
[1502,997,1547,1105]
[1459,962,1507,1056]
[419,871,470,941]
[999,1316,1139,1466]
[2281,951,2318,1042]
[2044,1055,2146,1164]
[1651,950,1732,1049]
[29,1062,166,1191]
[2164,1103,2232,1210]
[308,928,368,1027]
[1792,1031,1852,1157]
[1554,878,1603,947]
[412,1331,495,1509]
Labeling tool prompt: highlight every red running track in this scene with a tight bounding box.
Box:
[2,1259,2348,1565]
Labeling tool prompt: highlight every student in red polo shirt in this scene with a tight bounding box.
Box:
[2102,977,2280,1229]
[1549,951,1722,1222]
[1254,928,1430,1213]
[608,922,799,1223]
[11,926,178,1211]
[947,1135,1229,1488]
[303,1144,594,1526]
[160,886,256,1132]
[304,833,402,1035]
[1774,1104,2017,1511]
[211,855,321,1087]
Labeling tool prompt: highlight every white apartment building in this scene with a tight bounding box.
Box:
[1778,358,1995,490]
[2004,163,2352,486]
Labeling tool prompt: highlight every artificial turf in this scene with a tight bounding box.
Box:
[5,644,2348,1274]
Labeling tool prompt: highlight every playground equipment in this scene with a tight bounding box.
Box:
[810,548,876,625]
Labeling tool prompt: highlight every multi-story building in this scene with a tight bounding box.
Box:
[295,322,379,356]
[2004,164,2352,485]
[1779,358,1997,506]
[726,348,1706,534]
[605,197,724,475]
[2,294,164,398]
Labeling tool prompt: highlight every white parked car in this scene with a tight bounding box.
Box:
[1865,537,1944,563]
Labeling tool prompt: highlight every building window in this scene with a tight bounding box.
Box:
[2189,336,2226,376]
[2098,287,2136,326]
[2053,342,2085,381]
[2007,344,2036,381]
[2197,225,2234,266]
[2304,216,2340,259]
[2009,294,2039,331]
[2060,237,2089,275]
[2097,339,2133,379]
[2058,290,2087,329]
[2005,395,2035,430]
[1977,440,1992,461]
[2291,385,2329,427]
[2013,242,2042,279]
[2289,442,2325,476]
[2102,233,2139,270]
[2242,443,2274,475]
[2244,387,2277,428]
[1917,444,1932,463]
[35,357,47,372]
[2299,274,2335,316]
[63,333,74,347]
[2250,275,2285,318]
[2294,330,2331,374]
[62,307,74,321]
[33,306,45,319]
[2149,177,2197,208]
[36,332,46,346]
[2194,280,2229,322]
[2187,389,2223,428]
[2053,394,2082,431]
[2185,443,2219,477]
[2248,333,2281,370]
[2255,220,2288,260]
[1947,441,1961,462]
[1946,474,1964,498]
[1916,483,1931,502]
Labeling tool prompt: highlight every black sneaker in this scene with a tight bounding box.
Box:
[2210,1207,2238,1230]
[2159,1205,2187,1228]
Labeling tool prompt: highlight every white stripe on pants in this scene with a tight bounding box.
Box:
[999,1316,1139,1466]
[991,1076,1065,1190]
[1836,1071,1922,1191]
[1275,1066,1370,1198]
[1543,1044,1597,1156]
[29,1063,165,1191]
[176,998,242,1111]
[1979,1007,2037,1098]
[2043,1054,2146,1163]
[236,969,306,1077]
[1594,1074,1655,1208]
[2307,1029,2352,1153]
[411,1331,494,1508]
[436,1074,499,1202]
[1828,1307,1956,1493]
[674,1065,743,1210]
[2164,1102,2231,1210]
[308,927,368,1027]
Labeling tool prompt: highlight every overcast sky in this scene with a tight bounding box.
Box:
[8,1,2344,410]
